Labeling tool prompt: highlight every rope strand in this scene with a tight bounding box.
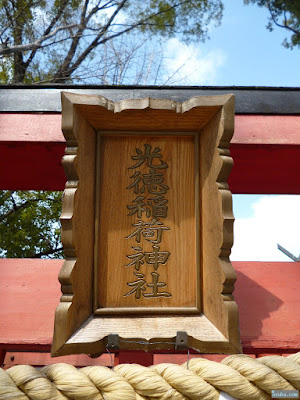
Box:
[0,352,299,400]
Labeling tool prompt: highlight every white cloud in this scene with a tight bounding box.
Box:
[231,195,300,262]
[162,38,226,85]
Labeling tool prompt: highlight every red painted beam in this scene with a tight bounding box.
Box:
[0,142,66,190]
[114,351,154,367]
[1,114,300,193]
[0,259,299,356]
[1,141,299,194]
[229,144,300,194]
[234,115,300,145]
[1,114,300,145]
[0,114,63,142]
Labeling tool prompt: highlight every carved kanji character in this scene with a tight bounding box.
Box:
[126,223,143,243]
[144,245,170,271]
[142,169,169,194]
[126,171,145,194]
[144,219,169,244]
[143,272,171,298]
[125,247,144,270]
[127,196,146,218]
[147,195,168,218]
[129,144,168,169]
[124,272,146,299]
[126,219,170,244]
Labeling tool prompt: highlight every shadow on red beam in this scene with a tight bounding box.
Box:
[0,344,51,353]
[1,142,300,194]
[0,142,66,191]
[229,144,300,194]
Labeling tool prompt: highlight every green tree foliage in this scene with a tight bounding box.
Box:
[0,0,223,84]
[0,191,63,258]
[244,0,300,48]
[0,1,225,258]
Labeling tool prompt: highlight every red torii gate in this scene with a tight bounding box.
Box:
[1,86,300,369]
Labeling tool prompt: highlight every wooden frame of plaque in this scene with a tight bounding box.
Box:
[51,92,241,356]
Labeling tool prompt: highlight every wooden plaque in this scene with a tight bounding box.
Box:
[52,93,241,356]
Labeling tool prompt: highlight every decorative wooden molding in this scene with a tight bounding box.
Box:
[51,92,241,356]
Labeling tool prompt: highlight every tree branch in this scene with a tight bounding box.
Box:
[0,199,39,223]
[0,0,44,40]
[266,1,300,36]
[0,196,60,223]
[51,0,95,81]
[30,246,64,258]
[1,0,218,83]
[52,0,129,82]
[54,0,193,82]
[0,23,78,56]
[24,0,70,68]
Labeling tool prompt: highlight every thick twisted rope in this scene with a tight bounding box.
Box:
[1,352,300,399]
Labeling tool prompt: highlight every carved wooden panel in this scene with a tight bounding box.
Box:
[95,135,198,314]
[51,93,241,356]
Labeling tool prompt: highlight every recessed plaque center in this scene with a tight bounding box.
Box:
[96,135,198,313]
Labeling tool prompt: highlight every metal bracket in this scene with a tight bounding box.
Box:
[175,331,188,350]
[107,334,120,351]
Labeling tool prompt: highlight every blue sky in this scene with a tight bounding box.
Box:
[65,2,300,261]
[80,1,300,87]
[220,3,300,262]
[205,0,300,86]
[162,1,300,87]
[97,2,300,261]
[162,1,300,262]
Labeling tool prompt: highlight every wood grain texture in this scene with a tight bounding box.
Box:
[65,314,239,354]
[51,92,240,356]
[51,94,96,356]
[200,96,241,353]
[61,92,232,132]
[96,135,197,311]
